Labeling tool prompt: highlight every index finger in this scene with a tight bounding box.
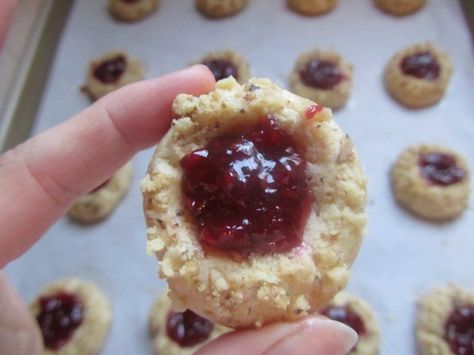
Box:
[0,65,215,267]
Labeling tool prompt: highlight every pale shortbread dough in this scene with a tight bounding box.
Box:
[384,43,452,108]
[30,278,112,355]
[375,0,426,16]
[195,49,250,83]
[391,145,469,221]
[68,162,133,224]
[142,77,367,328]
[416,285,474,355]
[81,51,145,101]
[196,0,247,18]
[108,0,159,22]
[288,0,338,16]
[289,49,353,110]
[149,291,229,355]
[323,292,380,355]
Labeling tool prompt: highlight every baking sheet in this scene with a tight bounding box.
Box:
[5,1,474,354]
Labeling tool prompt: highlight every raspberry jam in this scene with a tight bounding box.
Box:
[444,305,474,355]
[180,116,311,255]
[400,52,440,80]
[36,292,84,350]
[93,55,127,84]
[305,104,323,119]
[321,304,367,337]
[300,59,344,90]
[419,152,465,186]
[167,309,214,347]
[201,59,239,81]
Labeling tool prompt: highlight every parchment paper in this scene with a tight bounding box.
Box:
[6,1,474,354]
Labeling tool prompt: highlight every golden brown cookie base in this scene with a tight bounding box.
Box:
[30,278,112,355]
[375,0,425,16]
[68,162,133,224]
[108,0,159,22]
[288,0,338,16]
[195,49,250,83]
[196,0,247,18]
[142,77,367,328]
[149,291,229,355]
[391,145,469,221]
[289,49,353,110]
[81,51,145,101]
[384,43,452,108]
[417,285,474,355]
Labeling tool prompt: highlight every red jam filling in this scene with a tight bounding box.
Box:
[93,55,127,84]
[201,59,239,81]
[36,292,84,350]
[180,116,311,255]
[419,152,465,186]
[444,305,474,355]
[305,104,323,119]
[400,52,440,80]
[166,309,214,347]
[300,59,345,90]
[321,304,367,337]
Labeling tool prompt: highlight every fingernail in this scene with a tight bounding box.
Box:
[264,317,358,355]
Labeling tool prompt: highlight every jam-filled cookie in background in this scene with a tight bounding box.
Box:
[30,278,112,355]
[391,144,469,221]
[384,43,452,108]
[142,77,367,328]
[375,0,426,16]
[195,50,250,83]
[81,51,145,101]
[195,0,247,19]
[108,0,159,22]
[287,0,338,16]
[321,292,380,355]
[289,49,353,110]
[416,285,474,355]
[68,162,133,224]
[149,291,229,355]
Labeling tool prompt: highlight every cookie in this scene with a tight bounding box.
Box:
[196,50,250,83]
[141,77,367,328]
[321,292,380,355]
[81,51,145,101]
[287,0,338,16]
[149,291,229,354]
[391,144,469,221]
[289,49,353,110]
[375,0,425,16]
[30,278,112,355]
[68,162,133,224]
[417,285,474,355]
[196,0,247,18]
[108,0,159,22]
[384,43,452,108]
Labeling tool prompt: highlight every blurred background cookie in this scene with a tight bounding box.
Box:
[195,0,247,18]
[30,278,112,355]
[195,50,250,83]
[287,0,338,16]
[81,51,144,101]
[375,0,426,16]
[289,49,353,110]
[384,42,452,108]
[108,0,159,22]
[391,144,469,221]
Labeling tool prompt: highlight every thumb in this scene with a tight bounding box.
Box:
[195,315,357,355]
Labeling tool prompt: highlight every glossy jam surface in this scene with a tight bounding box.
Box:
[419,152,465,186]
[444,305,474,355]
[167,309,214,347]
[300,59,344,90]
[93,55,127,84]
[321,304,367,336]
[305,104,323,119]
[201,59,239,81]
[180,117,311,255]
[400,51,440,80]
[36,292,84,350]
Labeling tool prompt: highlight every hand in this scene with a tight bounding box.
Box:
[0,66,357,354]
[0,0,16,51]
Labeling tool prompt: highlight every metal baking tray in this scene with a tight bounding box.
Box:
[4,1,474,354]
